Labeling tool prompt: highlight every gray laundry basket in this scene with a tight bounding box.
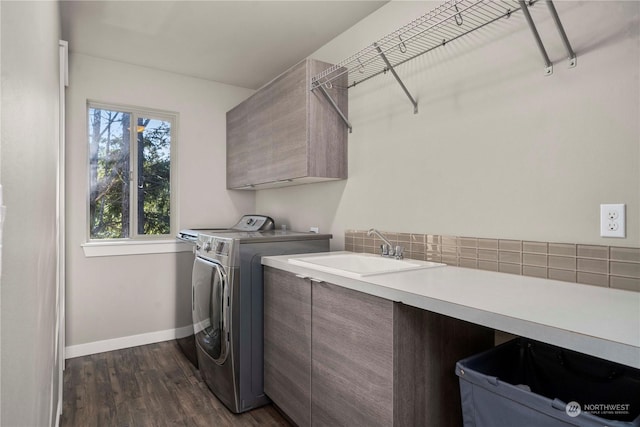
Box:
[455,338,640,427]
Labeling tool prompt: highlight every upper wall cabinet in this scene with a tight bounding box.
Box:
[227,59,348,190]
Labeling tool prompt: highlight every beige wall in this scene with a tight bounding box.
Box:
[256,1,640,250]
[1,1,61,425]
[65,54,254,347]
[60,0,640,355]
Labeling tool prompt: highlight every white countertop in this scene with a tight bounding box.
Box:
[262,251,640,369]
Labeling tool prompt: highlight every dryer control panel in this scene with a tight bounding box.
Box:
[230,215,275,232]
[196,235,233,264]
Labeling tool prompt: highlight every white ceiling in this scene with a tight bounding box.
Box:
[60,0,388,90]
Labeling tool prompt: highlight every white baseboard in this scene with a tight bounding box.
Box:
[55,392,62,427]
[65,325,194,359]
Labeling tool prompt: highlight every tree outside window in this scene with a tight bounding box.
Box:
[88,103,176,240]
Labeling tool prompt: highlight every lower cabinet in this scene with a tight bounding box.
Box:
[312,281,394,426]
[263,267,311,426]
[263,267,494,427]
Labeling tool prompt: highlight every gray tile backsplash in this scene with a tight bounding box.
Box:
[344,230,640,292]
[611,247,640,263]
[548,243,576,257]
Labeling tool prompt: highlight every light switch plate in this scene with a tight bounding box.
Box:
[600,204,625,238]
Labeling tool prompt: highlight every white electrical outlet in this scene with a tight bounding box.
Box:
[600,204,625,238]
[310,227,319,234]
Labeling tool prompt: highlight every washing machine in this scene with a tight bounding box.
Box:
[192,229,330,413]
[176,215,275,367]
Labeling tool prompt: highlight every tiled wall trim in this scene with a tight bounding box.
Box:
[344,230,640,292]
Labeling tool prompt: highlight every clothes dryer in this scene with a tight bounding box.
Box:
[192,230,330,413]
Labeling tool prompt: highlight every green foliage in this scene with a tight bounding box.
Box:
[138,119,171,235]
[89,108,172,239]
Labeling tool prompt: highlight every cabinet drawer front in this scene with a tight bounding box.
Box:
[312,281,394,427]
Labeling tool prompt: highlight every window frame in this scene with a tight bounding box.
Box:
[86,100,179,243]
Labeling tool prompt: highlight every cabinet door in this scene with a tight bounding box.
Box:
[226,101,250,188]
[312,281,394,427]
[245,85,274,186]
[307,59,348,180]
[263,268,311,426]
[244,60,307,186]
[267,59,308,182]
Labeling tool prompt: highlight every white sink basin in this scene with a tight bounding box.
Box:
[288,252,445,278]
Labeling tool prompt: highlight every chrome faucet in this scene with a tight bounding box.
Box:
[367,228,404,259]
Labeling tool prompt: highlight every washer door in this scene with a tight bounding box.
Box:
[192,256,229,365]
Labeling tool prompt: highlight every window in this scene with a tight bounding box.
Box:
[88,102,177,240]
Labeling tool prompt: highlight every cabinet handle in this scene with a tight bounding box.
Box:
[294,274,323,283]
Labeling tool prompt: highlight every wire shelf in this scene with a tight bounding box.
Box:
[310,0,522,90]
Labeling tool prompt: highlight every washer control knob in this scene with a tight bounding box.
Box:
[204,241,212,252]
[218,242,227,255]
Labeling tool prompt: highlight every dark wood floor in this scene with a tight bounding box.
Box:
[60,340,290,427]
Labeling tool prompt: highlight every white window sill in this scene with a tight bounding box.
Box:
[81,239,193,258]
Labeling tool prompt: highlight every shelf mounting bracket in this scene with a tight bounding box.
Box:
[546,1,577,68]
[314,79,353,133]
[374,42,418,114]
[519,0,553,76]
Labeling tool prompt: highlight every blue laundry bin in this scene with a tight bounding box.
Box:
[455,338,640,427]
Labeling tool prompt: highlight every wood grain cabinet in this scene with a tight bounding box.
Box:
[226,59,347,190]
[263,267,494,427]
[263,267,312,426]
[312,281,394,427]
